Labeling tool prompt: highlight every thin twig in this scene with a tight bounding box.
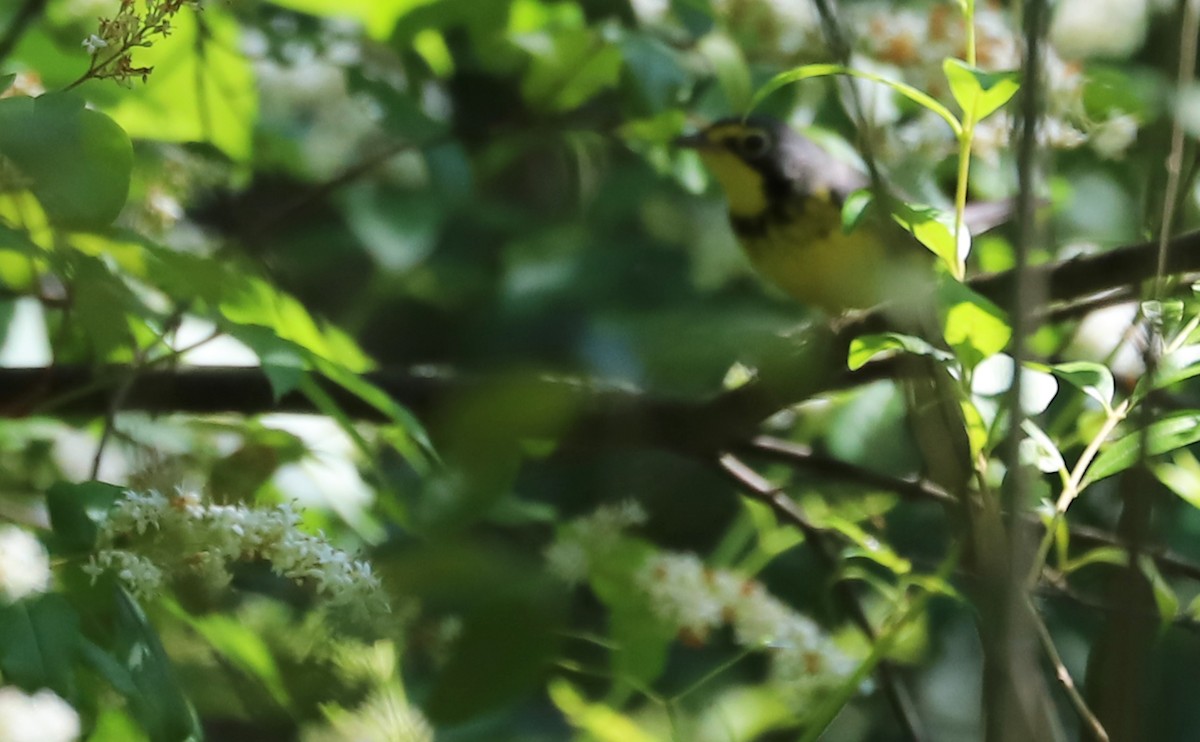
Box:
[1026,598,1110,741]
[714,452,926,742]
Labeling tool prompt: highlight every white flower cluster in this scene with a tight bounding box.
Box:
[635,554,855,706]
[0,687,80,742]
[82,489,387,629]
[543,500,648,584]
[0,525,52,602]
[544,502,854,707]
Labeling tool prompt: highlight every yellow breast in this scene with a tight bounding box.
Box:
[736,197,889,315]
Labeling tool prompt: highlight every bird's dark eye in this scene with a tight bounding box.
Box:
[740,131,770,157]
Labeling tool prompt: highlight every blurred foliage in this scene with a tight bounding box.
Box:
[3,0,1200,740]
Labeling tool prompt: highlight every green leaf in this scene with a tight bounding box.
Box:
[1152,453,1200,509]
[942,59,1019,120]
[222,325,309,400]
[750,64,961,136]
[91,6,257,162]
[1038,361,1115,410]
[110,589,201,742]
[0,594,80,699]
[892,202,962,272]
[821,515,911,575]
[841,190,873,233]
[1060,547,1128,575]
[696,32,752,111]
[1137,555,1179,631]
[0,93,132,227]
[549,680,659,742]
[518,28,622,112]
[938,279,1011,369]
[1082,411,1200,487]
[173,611,291,709]
[847,332,953,371]
[47,480,124,554]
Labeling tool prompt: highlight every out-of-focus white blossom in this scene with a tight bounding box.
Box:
[0,526,51,602]
[1051,0,1149,59]
[543,499,649,584]
[0,687,80,742]
[83,488,388,630]
[1091,112,1139,159]
[547,502,853,706]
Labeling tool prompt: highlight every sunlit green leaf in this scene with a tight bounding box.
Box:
[1060,547,1128,575]
[550,679,659,742]
[750,64,961,135]
[942,59,1019,120]
[90,5,257,161]
[1036,360,1115,410]
[847,332,952,370]
[1083,411,1200,487]
[938,279,1011,369]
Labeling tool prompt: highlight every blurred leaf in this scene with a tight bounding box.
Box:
[1020,419,1066,475]
[518,28,622,111]
[942,60,1019,120]
[1037,360,1115,410]
[847,333,952,370]
[90,6,257,161]
[174,611,291,710]
[938,280,1011,369]
[1082,411,1200,487]
[86,708,150,742]
[1137,555,1178,631]
[549,679,658,742]
[110,589,201,742]
[619,34,688,113]
[222,325,309,399]
[47,480,124,555]
[0,93,132,228]
[0,594,79,699]
[696,32,751,111]
[1060,547,1128,575]
[821,515,911,575]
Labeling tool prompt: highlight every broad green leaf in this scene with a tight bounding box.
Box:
[174,611,291,709]
[549,680,658,742]
[1036,360,1115,410]
[0,595,79,699]
[893,202,962,272]
[47,480,124,554]
[85,708,149,742]
[1152,454,1200,509]
[0,93,132,227]
[750,64,961,136]
[938,279,1011,369]
[942,59,1019,120]
[222,325,309,400]
[847,332,952,370]
[1082,411,1200,487]
[90,6,257,162]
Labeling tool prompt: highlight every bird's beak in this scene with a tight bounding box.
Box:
[673,131,712,149]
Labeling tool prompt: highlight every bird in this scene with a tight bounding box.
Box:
[677,114,978,499]
[674,115,939,316]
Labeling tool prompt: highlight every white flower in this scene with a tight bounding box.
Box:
[0,526,51,602]
[544,539,589,584]
[635,554,724,636]
[1051,0,1149,59]
[81,34,108,55]
[0,687,80,742]
[1091,113,1139,159]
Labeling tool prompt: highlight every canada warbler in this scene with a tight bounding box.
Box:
[676,115,931,315]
